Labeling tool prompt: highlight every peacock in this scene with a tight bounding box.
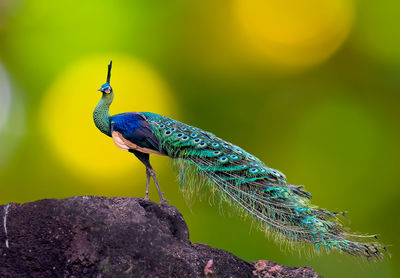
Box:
[93,61,386,259]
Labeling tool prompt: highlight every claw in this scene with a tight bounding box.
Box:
[160,198,169,205]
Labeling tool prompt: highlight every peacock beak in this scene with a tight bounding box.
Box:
[97,88,103,92]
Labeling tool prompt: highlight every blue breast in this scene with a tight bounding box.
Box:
[111,113,144,135]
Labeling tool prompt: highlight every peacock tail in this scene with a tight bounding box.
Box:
[141,112,386,259]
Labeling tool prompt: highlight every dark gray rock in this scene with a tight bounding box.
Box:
[0,196,321,278]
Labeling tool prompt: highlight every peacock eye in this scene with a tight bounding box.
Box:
[249,168,258,173]
[219,156,228,163]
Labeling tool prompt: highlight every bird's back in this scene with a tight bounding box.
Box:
[141,111,286,182]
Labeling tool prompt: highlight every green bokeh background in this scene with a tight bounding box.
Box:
[0,1,399,277]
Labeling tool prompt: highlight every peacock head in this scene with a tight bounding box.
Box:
[98,82,112,94]
[97,61,113,94]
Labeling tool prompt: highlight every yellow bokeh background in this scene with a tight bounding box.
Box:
[40,54,177,184]
[233,0,354,70]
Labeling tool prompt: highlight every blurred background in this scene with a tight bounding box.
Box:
[0,0,399,276]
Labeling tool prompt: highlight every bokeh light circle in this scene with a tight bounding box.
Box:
[233,0,355,70]
[40,54,177,183]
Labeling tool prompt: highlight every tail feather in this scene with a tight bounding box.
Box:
[142,112,387,259]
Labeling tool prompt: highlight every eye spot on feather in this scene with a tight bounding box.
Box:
[180,126,187,131]
[259,168,267,173]
[229,154,240,161]
[219,156,228,163]
[295,207,309,213]
[247,154,255,160]
[170,127,176,132]
[165,121,172,126]
[197,142,207,148]
[190,132,198,137]
[249,162,258,166]
[213,151,222,156]
[164,130,172,136]
[222,143,230,148]
[271,170,282,178]
[295,207,303,212]
[176,133,183,137]
[233,147,243,154]
[211,142,220,148]
[181,135,189,141]
[240,165,248,169]
[249,168,259,173]
[303,216,315,224]
[193,138,202,144]
[159,124,165,128]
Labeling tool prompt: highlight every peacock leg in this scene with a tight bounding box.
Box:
[147,167,168,204]
[145,168,151,200]
[130,149,168,204]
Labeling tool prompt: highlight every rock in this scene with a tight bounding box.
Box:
[0,196,321,278]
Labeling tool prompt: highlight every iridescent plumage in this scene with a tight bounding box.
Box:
[94,62,386,259]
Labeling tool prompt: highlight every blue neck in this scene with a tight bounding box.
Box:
[93,90,113,137]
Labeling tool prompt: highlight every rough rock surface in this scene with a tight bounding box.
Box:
[0,196,321,278]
